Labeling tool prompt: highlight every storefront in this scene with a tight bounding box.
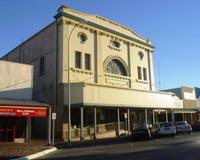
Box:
[174,109,199,125]
[0,99,51,144]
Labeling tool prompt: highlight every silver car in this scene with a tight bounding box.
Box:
[157,122,176,137]
[175,121,192,134]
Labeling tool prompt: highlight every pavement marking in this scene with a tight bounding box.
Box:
[11,147,57,160]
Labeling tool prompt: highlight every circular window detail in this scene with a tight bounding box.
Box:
[138,51,144,60]
[78,32,87,43]
[106,59,127,76]
[111,40,121,48]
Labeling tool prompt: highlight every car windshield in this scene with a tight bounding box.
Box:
[160,123,173,128]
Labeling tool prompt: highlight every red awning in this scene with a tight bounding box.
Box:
[0,99,49,117]
[0,106,47,117]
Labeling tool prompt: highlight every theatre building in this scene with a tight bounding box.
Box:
[0,60,51,143]
[1,6,182,142]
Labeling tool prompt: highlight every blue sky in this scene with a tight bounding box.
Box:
[0,0,200,90]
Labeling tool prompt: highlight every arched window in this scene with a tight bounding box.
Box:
[105,59,127,76]
[138,51,144,60]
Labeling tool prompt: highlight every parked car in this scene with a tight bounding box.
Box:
[175,121,192,134]
[156,122,176,137]
[192,121,200,131]
[131,124,151,141]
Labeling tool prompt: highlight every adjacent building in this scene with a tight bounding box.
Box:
[0,60,50,143]
[164,86,200,124]
[1,6,182,142]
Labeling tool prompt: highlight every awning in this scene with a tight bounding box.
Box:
[174,110,197,114]
[154,109,166,112]
[65,82,177,109]
[0,99,49,117]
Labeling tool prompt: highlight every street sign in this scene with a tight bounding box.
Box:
[52,113,56,120]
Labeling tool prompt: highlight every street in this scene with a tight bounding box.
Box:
[39,132,200,160]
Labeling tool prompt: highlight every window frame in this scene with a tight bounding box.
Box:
[137,66,142,80]
[75,51,82,69]
[85,53,91,70]
[143,67,147,81]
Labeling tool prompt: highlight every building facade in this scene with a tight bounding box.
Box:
[0,60,50,143]
[0,60,33,100]
[164,86,200,124]
[1,6,181,142]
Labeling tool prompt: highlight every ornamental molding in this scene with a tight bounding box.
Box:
[58,19,153,52]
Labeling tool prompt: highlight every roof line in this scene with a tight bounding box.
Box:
[0,21,56,59]
[54,12,154,49]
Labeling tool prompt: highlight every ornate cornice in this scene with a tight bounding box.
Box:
[54,12,154,51]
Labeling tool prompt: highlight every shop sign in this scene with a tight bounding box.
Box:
[0,106,47,117]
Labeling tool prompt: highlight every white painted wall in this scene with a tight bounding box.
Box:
[183,91,196,100]
[0,60,33,100]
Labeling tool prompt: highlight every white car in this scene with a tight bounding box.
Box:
[157,122,176,137]
[175,121,192,134]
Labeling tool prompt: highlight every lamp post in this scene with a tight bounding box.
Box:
[67,19,87,144]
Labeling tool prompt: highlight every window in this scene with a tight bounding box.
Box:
[39,57,45,76]
[85,54,91,70]
[143,68,147,81]
[138,51,144,60]
[106,59,127,76]
[75,51,81,69]
[78,33,87,43]
[111,40,120,48]
[137,66,142,80]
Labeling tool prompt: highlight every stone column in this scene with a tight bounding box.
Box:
[117,108,120,137]
[94,31,104,83]
[145,109,148,125]
[190,113,193,125]
[94,107,97,140]
[26,117,31,142]
[166,110,168,122]
[171,109,175,123]
[182,113,185,121]
[80,106,84,142]
[127,108,130,135]
[127,42,132,88]
[153,109,155,125]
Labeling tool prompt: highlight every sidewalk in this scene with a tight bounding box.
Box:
[0,132,129,159]
[56,131,130,149]
[0,140,52,160]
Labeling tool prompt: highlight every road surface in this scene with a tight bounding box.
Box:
[39,132,200,160]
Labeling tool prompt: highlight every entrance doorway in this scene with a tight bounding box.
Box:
[0,117,26,142]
